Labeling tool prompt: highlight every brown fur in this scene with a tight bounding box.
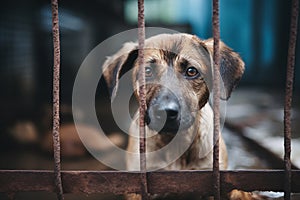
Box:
[102,34,255,199]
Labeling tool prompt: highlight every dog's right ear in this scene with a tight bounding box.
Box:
[201,38,245,100]
[102,42,138,98]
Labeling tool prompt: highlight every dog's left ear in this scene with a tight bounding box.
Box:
[200,38,245,100]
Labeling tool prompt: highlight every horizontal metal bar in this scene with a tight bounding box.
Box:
[0,170,300,195]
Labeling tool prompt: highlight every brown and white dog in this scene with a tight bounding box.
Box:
[102,34,254,199]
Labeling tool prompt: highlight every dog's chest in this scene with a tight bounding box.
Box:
[145,128,214,170]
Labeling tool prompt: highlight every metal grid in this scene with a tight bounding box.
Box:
[0,0,299,199]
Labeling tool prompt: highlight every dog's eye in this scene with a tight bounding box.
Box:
[185,67,199,78]
[145,66,153,77]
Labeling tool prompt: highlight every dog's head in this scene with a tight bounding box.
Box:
[103,34,244,134]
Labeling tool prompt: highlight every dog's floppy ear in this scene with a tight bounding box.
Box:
[102,42,138,98]
[202,38,245,100]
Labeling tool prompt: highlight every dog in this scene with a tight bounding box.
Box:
[102,33,257,199]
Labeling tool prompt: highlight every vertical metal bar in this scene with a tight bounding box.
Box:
[51,0,64,199]
[212,0,221,199]
[137,0,149,199]
[284,0,299,199]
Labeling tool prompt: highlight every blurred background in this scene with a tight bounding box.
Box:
[0,0,299,199]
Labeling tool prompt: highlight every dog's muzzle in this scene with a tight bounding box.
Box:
[145,90,181,134]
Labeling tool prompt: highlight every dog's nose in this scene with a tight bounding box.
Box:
[153,102,179,121]
[146,89,182,133]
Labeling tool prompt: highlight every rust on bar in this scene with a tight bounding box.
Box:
[284,0,299,199]
[212,0,221,199]
[137,0,149,199]
[1,170,300,195]
[51,0,64,199]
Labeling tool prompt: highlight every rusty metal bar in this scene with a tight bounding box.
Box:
[212,0,221,199]
[137,0,149,199]
[1,170,300,195]
[284,0,299,199]
[51,0,64,200]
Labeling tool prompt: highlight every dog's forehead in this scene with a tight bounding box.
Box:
[145,34,195,53]
[143,34,211,73]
